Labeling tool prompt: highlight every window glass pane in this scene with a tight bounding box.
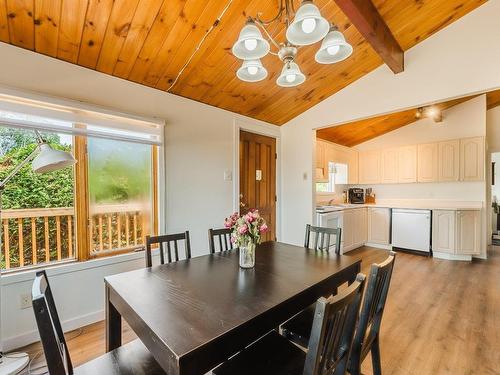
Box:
[316,183,329,192]
[0,126,75,270]
[87,138,152,255]
[334,163,348,185]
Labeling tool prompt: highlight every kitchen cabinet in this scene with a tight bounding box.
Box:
[418,143,439,182]
[353,208,367,245]
[327,143,359,185]
[359,150,381,184]
[342,208,367,253]
[432,209,481,256]
[316,140,359,184]
[432,210,455,253]
[380,148,399,184]
[367,207,391,245]
[398,145,417,183]
[438,140,460,182]
[460,137,484,181]
[315,140,329,182]
[347,151,359,184]
[456,210,481,255]
[342,210,354,250]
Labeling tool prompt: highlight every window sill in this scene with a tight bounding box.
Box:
[1,250,147,286]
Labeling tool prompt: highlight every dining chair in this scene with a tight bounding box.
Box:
[279,224,343,347]
[349,251,396,375]
[304,224,342,253]
[145,231,191,267]
[282,251,396,365]
[208,228,234,253]
[31,270,165,375]
[212,273,366,375]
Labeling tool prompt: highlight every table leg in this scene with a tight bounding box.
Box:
[105,285,122,352]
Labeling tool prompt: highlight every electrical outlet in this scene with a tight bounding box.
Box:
[20,294,32,309]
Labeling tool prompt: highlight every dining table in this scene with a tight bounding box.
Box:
[104,241,361,375]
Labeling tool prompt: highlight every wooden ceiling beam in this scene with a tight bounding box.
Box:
[334,0,404,74]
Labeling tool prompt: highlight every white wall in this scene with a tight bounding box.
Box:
[0,42,280,349]
[281,1,500,247]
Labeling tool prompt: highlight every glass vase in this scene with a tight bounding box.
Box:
[239,241,256,268]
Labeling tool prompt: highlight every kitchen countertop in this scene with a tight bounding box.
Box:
[316,200,483,213]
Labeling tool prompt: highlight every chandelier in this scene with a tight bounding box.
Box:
[232,0,353,87]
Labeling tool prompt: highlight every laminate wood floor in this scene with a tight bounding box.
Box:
[17,246,500,375]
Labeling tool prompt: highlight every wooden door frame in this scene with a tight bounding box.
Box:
[233,120,281,241]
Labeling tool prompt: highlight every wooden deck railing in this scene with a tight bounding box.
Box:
[89,203,150,255]
[1,204,149,270]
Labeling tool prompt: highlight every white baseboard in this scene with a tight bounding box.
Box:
[365,242,392,250]
[3,310,104,351]
[433,252,472,261]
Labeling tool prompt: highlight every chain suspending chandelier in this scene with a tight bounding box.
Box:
[232,0,353,87]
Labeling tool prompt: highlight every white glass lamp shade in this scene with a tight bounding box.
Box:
[236,60,268,82]
[276,62,306,87]
[32,144,76,173]
[315,29,353,64]
[286,1,329,46]
[232,22,270,60]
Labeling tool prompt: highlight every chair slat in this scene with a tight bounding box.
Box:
[167,241,173,263]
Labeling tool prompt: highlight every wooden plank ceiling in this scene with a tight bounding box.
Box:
[317,89,500,147]
[0,0,486,125]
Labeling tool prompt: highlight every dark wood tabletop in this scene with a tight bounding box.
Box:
[104,241,361,375]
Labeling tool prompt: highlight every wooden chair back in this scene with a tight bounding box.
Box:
[350,251,396,366]
[32,270,73,375]
[208,228,234,253]
[305,224,342,254]
[304,273,366,375]
[145,232,191,267]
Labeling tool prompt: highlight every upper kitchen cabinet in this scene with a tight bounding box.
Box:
[438,140,460,182]
[359,150,381,184]
[347,151,359,185]
[417,143,439,183]
[315,140,329,182]
[381,148,399,184]
[398,145,417,183]
[316,140,359,184]
[460,137,485,181]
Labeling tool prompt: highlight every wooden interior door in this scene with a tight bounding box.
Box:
[239,130,276,241]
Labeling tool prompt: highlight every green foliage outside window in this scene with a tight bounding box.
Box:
[0,127,74,268]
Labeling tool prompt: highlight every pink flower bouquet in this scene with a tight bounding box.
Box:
[224,209,268,248]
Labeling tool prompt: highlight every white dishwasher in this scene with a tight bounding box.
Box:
[391,209,431,254]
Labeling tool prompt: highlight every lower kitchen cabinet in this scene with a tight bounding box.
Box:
[367,207,391,246]
[342,208,367,253]
[432,209,481,256]
[432,210,455,253]
[456,210,481,255]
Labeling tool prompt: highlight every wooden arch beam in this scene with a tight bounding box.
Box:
[334,0,404,74]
